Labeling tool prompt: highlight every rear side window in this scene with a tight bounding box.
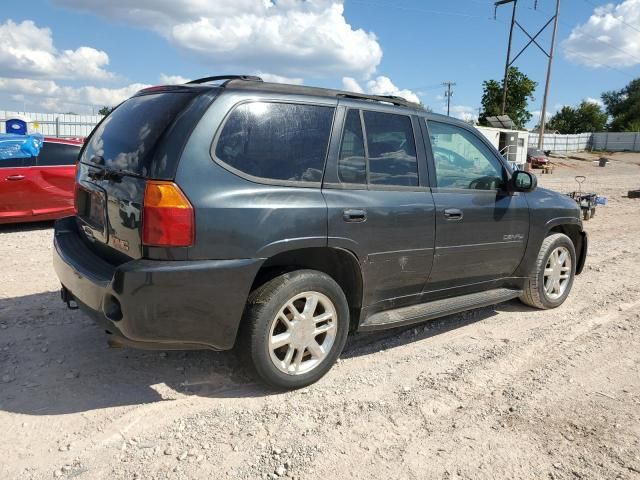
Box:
[362,111,418,187]
[37,142,80,166]
[81,92,198,176]
[215,102,334,183]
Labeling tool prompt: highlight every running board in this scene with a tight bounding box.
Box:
[360,288,522,331]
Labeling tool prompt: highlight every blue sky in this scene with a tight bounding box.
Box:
[1,0,639,127]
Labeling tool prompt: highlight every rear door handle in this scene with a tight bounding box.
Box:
[6,174,25,181]
[443,208,463,221]
[343,209,367,223]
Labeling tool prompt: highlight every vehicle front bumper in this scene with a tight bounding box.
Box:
[52,216,263,350]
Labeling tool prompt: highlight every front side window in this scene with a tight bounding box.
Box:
[363,111,418,187]
[427,121,505,190]
[215,102,334,183]
[338,109,366,184]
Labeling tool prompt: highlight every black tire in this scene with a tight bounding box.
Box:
[520,233,576,310]
[590,208,596,219]
[583,209,590,221]
[242,270,350,389]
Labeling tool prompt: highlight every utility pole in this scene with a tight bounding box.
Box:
[442,81,456,116]
[537,0,560,148]
[496,0,518,115]
[494,0,561,137]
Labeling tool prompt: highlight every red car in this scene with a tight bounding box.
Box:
[0,137,83,224]
[527,148,549,168]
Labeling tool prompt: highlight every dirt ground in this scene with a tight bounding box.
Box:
[1,152,639,480]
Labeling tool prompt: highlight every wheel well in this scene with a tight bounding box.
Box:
[549,224,584,265]
[250,247,364,328]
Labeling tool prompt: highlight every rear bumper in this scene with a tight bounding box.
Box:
[52,216,262,350]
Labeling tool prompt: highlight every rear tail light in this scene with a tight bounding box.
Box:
[142,181,194,247]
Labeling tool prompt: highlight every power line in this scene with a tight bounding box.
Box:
[563,48,637,78]
[532,1,640,65]
[347,0,491,19]
[582,0,640,35]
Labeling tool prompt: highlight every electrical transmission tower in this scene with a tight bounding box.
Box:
[442,81,456,116]
[494,0,560,147]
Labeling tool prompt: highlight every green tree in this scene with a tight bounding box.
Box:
[478,67,537,130]
[98,106,114,116]
[546,101,608,134]
[602,78,640,131]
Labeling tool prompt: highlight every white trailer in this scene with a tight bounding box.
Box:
[476,126,529,167]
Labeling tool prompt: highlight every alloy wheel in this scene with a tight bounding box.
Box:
[543,246,572,300]
[268,291,337,375]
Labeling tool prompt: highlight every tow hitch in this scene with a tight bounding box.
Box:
[60,286,79,310]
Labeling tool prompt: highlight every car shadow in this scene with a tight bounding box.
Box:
[340,300,534,359]
[0,291,533,416]
[0,220,55,233]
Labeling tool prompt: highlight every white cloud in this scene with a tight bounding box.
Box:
[342,76,420,104]
[584,96,604,107]
[54,0,382,77]
[447,105,477,122]
[257,72,304,85]
[0,77,149,112]
[158,73,190,84]
[562,0,640,67]
[0,19,112,80]
[341,76,364,93]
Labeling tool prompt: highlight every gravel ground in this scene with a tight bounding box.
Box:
[1,153,639,480]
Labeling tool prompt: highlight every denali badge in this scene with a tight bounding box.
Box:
[504,234,525,241]
[112,236,129,251]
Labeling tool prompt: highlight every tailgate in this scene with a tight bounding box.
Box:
[75,88,209,261]
[76,165,146,259]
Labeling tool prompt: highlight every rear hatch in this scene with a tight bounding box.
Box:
[75,86,216,261]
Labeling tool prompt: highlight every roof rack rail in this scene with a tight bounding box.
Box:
[337,92,421,109]
[186,75,263,86]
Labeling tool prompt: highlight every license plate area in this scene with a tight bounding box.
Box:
[76,183,108,243]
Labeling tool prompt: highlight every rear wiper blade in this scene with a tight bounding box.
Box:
[86,166,145,181]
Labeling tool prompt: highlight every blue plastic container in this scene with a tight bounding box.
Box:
[6,118,28,135]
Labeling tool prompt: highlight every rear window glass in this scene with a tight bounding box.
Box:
[38,142,80,166]
[362,111,418,187]
[81,92,197,175]
[215,102,334,183]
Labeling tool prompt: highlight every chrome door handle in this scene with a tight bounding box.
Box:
[343,209,367,223]
[6,174,25,181]
[443,208,463,221]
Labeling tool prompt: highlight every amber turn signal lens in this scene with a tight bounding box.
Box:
[144,181,192,208]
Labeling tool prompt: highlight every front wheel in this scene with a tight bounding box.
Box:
[520,233,576,309]
[242,270,350,389]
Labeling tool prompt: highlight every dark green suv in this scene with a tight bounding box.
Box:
[53,75,587,388]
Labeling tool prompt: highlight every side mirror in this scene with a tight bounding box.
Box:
[510,170,537,193]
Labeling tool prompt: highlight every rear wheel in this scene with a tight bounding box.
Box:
[242,270,349,389]
[520,233,576,309]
